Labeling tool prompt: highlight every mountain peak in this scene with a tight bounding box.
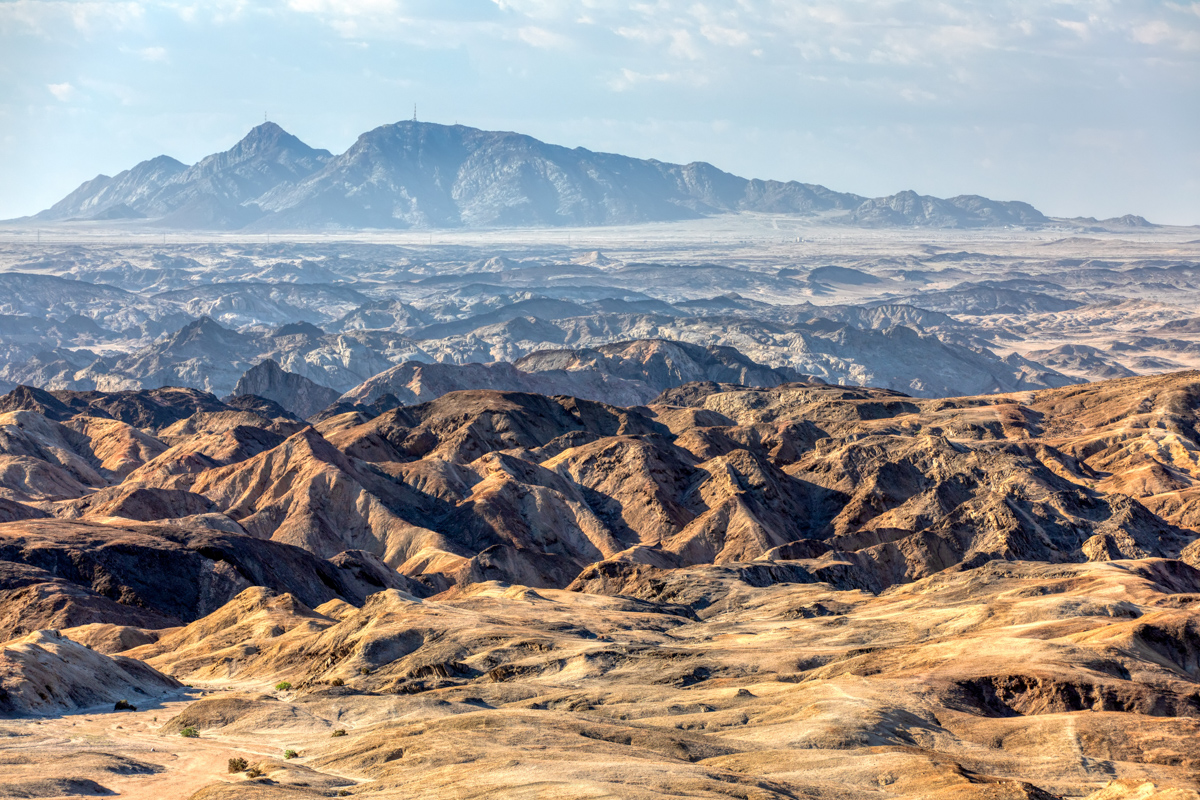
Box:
[248,120,288,137]
[229,121,323,159]
[167,315,244,345]
[240,120,290,144]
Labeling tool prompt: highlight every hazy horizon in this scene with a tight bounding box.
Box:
[2,0,1198,224]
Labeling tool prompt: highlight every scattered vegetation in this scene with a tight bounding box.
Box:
[228,757,249,773]
[332,729,347,737]
[359,667,371,675]
[330,677,344,686]
[283,749,299,759]
[275,681,293,691]
[245,766,264,779]
[113,699,136,711]
[180,727,199,738]
[337,792,351,797]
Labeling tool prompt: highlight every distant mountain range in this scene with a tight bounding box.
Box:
[21,121,1143,231]
[0,266,1077,401]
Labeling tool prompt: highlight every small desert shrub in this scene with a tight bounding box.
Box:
[332,729,347,737]
[330,677,344,686]
[275,681,292,691]
[358,667,371,675]
[180,727,199,738]
[283,749,299,759]
[337,792,351,797]
[113,699,136,711]
[245,766,264,778]
[228,757,248,773]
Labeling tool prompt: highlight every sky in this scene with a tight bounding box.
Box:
[1,0,1198,224]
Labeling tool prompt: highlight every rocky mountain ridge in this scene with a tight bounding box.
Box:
[0,265,1076,402]
[2,370,1197,597]
[26,121,1078,230]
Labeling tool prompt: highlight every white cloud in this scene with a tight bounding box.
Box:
[0,0,145,37]
[667,29,700,60]
[1056,19,1090,39]
[1132,19,1172,44]
[490,0,566,19]
[517,25,568,49]
[699,24,750,48]
[288,0,397,15]
[282,0,505,45]
[608,68,706,92]
[47,82,75,101]
[614,26,656,44]
[123,44,167,60]
[1132,19,1200,50]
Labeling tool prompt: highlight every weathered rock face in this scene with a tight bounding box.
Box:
[229,359,340,420]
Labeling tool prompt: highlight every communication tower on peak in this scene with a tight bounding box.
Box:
[413,104,417,123]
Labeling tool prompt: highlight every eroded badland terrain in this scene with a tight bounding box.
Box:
[0,221,1199,799]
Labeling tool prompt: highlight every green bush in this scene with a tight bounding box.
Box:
[274,681,292,691]
[330,677,344,686]
[358,667,371,676]
[180,727,199,738]
[283,749,299,759]
[113,699,136,711]
[332,729,347,737]
[228,757,248,773]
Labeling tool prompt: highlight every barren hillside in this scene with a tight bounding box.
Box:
[0,371,1198,797]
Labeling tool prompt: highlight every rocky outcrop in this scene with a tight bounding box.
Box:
[336,359,661,409]
[512,339,808,394]
[229,359,340,420]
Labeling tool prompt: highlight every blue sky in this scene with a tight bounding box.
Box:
[1,0,1198,223]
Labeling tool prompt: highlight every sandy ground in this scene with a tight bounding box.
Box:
[0,690,269,798]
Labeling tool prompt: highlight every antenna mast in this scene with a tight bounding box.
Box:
[413,104,417,123]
